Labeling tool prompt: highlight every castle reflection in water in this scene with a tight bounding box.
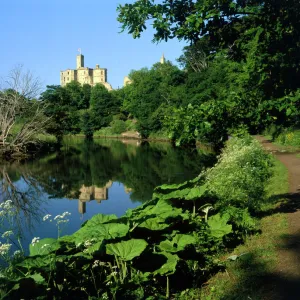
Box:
[69,181,132,215]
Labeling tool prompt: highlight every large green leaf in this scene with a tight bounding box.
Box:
[207,214,232,238]
[138,217,170,231]
[185,185,206,200]
[74,223,129,245]
[153,188,190,201]
[17,255,56,270]
[153,252,179,276]
[27,273,45,284]
[86,213,118,226]
[145,200,182,218]
[155,180,189,191]
[106,239,148,261]
[29,238,60,256]
[158,234,196,253]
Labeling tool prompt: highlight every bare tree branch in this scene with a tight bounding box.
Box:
[0,65,51,157]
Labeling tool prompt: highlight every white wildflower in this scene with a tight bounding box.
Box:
[31,237,40,246]
[13,250,22,257]
[41,244,50,249]
[84,240,93,247]
[0,242,11,255]
[2,231,13,238]
[43,214,52,221]
[92,260,100,268]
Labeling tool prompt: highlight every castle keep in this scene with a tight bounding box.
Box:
[60,53,112,90]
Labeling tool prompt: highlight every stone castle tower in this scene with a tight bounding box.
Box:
[60,53,112,90]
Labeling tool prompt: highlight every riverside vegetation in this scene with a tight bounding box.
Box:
[0,136,275,299]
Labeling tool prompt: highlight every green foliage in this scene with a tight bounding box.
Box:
[206,136,273,211]
[29,238,60,256]
[91,84,120,130]
[207,214,232,239]
[110,119,126,134]
[81,111,94,139]
[41,85,81,142]
[106,239,148,261]
[158,234,196,253]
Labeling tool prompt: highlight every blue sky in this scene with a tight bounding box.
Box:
[0,0,187,90]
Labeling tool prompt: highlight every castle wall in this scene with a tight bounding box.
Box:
[60,54,112,89]
[60,69,76,86]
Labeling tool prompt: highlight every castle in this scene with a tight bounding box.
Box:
[60,53,112,90]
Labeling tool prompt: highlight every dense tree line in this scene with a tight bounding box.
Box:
[40,0,300,149]
[116,0,300,147]
[41,82,122,142]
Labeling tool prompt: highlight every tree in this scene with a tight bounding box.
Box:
[41,85,81,143]
[121,62,186,137]
[81,111,94,140]
[91,84,120,129]
[0,66,50,156]
[117,0,264,43]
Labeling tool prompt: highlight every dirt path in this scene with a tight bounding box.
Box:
[256,136,300,300]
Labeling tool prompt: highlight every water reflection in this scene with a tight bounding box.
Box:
[0,138,215,243]
[0,164,47,235]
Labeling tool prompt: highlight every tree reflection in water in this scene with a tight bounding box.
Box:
[0,164,47,236]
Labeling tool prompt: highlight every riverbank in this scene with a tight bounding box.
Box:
[193,136,300,300]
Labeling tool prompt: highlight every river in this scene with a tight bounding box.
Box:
[0,138,214,252]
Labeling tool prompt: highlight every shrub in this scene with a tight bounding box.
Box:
[275,128,300,146]
[110,119,127,134]
[205,136,273,211]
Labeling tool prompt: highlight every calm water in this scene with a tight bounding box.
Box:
[0,138,214,251]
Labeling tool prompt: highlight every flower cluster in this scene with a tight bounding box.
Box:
[0,200,15,218]
[31,237,40,246]
[0,200,13,210]
[2,231,13,239]
[42,212,71,226]
[43,214,52,221]
[0,242,12,256]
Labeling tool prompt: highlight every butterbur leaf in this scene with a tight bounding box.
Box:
[139,217,170,230]
[29,238,60,256]
[106,239,148,261]
[74,223,129,245]
[185,185,206,200]
[153,252,179,275]
[156,188,190,201]
[208,213,232,238]
[27,273,45,284]
[158,234,196,253]
[86,214,117,226]
[155,180,189,191]
[17,255,55,270]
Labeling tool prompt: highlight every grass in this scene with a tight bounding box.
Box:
[177,158,289,300]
